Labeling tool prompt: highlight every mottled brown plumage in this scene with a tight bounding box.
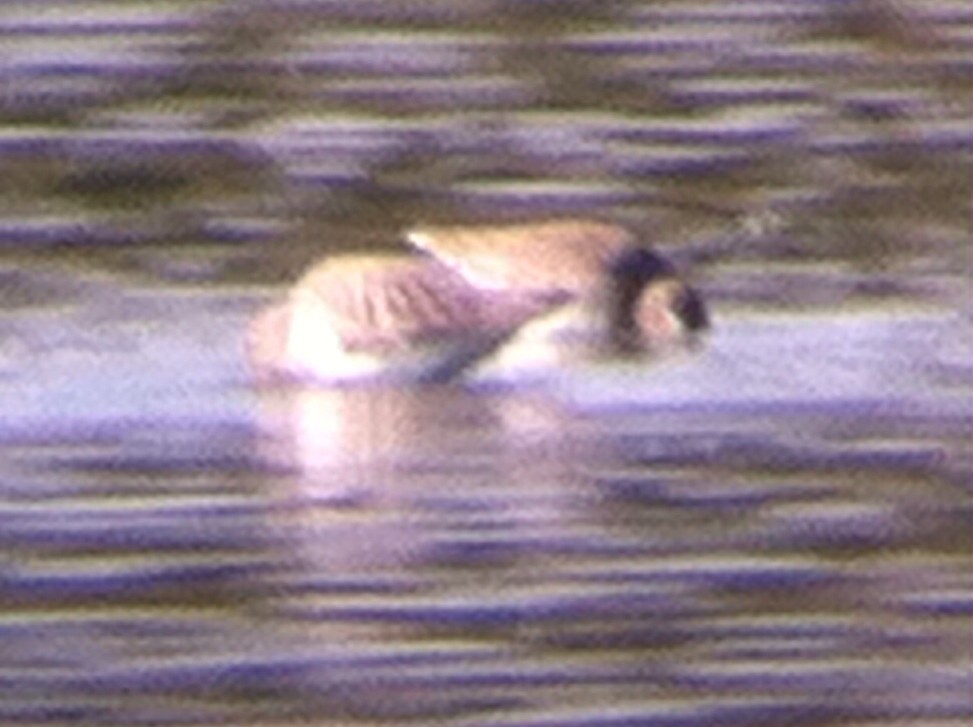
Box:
[406,219,636,294]
[246,220,707,383]
[294,255,553,351]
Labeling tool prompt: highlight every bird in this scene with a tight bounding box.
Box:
[246,219,708,384]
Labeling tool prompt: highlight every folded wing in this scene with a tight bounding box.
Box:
[406,219,636,295]
[296,255,555,353]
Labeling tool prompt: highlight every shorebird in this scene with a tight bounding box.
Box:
[247,219,708,384]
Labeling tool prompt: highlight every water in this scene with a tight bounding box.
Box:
[1,280,969,725]
[1,0,971,724]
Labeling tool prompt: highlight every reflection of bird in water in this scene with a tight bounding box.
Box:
[247,219,708,384]
[257,387,494,488]
[254,384,592,574]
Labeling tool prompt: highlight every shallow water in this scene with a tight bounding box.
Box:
[1,281,969,725]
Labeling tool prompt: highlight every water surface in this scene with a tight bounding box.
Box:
[0,0,970,724]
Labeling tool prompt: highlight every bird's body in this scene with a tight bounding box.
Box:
[406,219,635,294]
[247,220,708,385]
[248,253,555,383]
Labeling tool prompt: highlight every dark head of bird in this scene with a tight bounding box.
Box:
[606,246,709,352]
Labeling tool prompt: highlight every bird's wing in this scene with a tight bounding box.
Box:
[405,219,635,294]
[296,255,554,352]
